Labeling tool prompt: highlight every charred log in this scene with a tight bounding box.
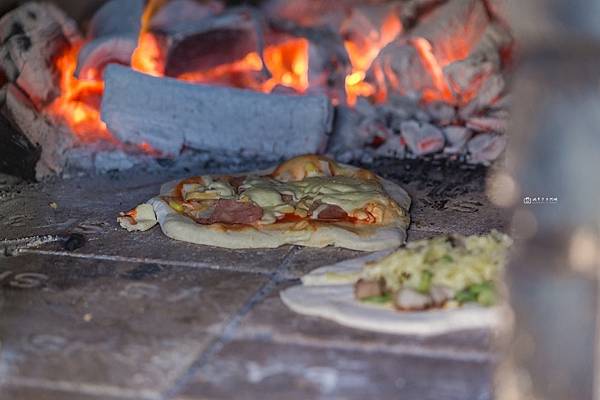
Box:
[101,65,333,157]
[152,7,266,78]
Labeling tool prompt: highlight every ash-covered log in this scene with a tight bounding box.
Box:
[74,0,145,80]
[0,2,80,107]
[101,65,333,157]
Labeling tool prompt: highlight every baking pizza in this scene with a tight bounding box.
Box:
[118,155,411,250]
[281,231,512,335]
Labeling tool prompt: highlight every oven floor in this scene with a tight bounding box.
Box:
[0,159,506,400]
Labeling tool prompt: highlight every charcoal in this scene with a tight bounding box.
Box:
[0,3,80,106]
[374,135,406,158]
[101,65,333,157]
[467,115,509,134]
[467,133,507,164]
[425,101,456,124]
[460,74,506,118]
[75,0,145,80]
[386,95,420,122]
[443,125,472,153]
[400,120,445,155]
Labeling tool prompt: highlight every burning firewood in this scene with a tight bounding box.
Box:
[74,0,145,80]
[0,2,80,107]
[100,65,333,157]
[150,7,267,79]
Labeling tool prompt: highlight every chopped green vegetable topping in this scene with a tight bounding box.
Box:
[454,281,496,306]
[455,288,478,303]
[441,255,454,263]
[417,270,433,293]
[361,293,392,304]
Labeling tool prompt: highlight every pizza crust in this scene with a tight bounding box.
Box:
[280,253,512,335]
[140,161,410,251]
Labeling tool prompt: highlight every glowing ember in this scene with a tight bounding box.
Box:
[178,38,309,94]
[47,44,112,142]
[344,11,402,106]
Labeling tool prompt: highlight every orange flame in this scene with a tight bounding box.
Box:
[47,44,113,142]
[344,11,402,106]
[131,0,168,76]
[411,37,454,103]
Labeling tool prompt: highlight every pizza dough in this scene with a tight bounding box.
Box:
[280,252,512,335]
[119,156,411,251]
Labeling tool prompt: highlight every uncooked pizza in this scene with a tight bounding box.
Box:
[118,155,411,250]
[281,231,512,335]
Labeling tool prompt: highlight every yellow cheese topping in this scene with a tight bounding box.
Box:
[176,159,401,225]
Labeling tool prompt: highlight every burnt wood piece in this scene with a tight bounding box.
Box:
[74,0,145,80]
[0,2,80,107]
[0,110,40,181]
[100,65,333,157]
[154,7,266,78]
[2,84,74,179]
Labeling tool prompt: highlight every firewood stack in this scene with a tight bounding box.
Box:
[0,0,513,181]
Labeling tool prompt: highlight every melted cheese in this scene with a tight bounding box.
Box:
[183,176,235,201]
[179,170,397,225]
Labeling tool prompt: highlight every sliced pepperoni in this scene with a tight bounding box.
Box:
[316,204,348,220]
[195,199,263,225]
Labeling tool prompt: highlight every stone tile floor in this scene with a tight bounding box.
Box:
[0,159,507,399]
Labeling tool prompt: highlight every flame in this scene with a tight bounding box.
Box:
[131,0,168,76]
[262,38,309,93]
[131,32,163,76]
[344,11,402,106]
[411,37,454,103]
[47,44,112,142]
